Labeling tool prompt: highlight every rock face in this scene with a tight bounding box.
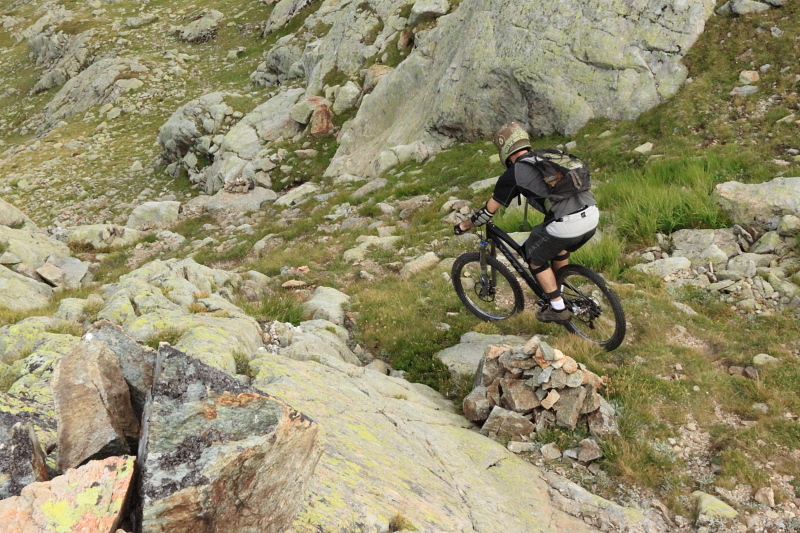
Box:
[715,177,800,226]
[326,0,716,177]
[86,320,156,417]
[138,346,321,533]
[0,456,135,533]
[0,421,48,499]
[28,28,94,95]
[251,351,598,532]
[34,58,144,129]
[52,339,140,471]
[0,393,58,455]
[0,265,53,311]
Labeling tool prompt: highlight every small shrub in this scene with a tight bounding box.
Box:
[144,327,186,350]
[82,299,104,323]
[49,322,83,337]
[388,512,416,532]
[358,202,382,218]
[233,350,254,378]
[188,302,206,314]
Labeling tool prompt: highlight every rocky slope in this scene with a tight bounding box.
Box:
[0,0,799,531]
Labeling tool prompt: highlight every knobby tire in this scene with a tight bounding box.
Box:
[452,252,525,321]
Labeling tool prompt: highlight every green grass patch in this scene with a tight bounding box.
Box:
[595,154,732,245]
[237,294,306,325]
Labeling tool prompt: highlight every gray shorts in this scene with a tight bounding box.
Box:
[523,222,596,267]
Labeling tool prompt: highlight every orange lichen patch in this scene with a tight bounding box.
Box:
[216,392,268,408]
[200,403,218,420]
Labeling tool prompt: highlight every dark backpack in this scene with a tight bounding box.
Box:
[517,149,591,201]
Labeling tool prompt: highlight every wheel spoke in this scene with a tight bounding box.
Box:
[557,265,625,350]
[453,253,523,321]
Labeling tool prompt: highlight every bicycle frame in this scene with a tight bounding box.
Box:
[477,222,547,300]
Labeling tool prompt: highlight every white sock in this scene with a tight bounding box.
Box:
[551,298,565,311]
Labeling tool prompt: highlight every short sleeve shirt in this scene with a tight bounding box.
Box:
[492,163,551,220]
[491,156,596,222]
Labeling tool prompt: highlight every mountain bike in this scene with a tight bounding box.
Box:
[451,221,626,351]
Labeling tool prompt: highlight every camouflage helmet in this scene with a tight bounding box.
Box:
[493,122,531,167]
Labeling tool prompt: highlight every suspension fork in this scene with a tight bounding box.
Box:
[478,237,497,287]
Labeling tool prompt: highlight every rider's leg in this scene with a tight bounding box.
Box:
[551,250,570,273]
[529,264,565,310]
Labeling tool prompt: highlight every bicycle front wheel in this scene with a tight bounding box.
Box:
[452,252,524,321]
[556,264,626,351]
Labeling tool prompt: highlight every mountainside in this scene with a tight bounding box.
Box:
[1,0,800,531]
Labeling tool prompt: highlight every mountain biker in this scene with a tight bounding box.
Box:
[453,122,599,324]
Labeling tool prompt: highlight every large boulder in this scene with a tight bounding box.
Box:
[251,37,305,87]
[715,177,800,226]
[186,88,305,194]
[0,225,72,270]
[0,266,53,312]
[52,340,140,471]
[35,58,144,129]
[0,456,135,533]
[86,320,156,417]
[51,224,146,250]
[180,10,224,43]
[251,352,599,532]
[436,332,529,379]
[301,286,350,325]
[632,257,692,278]
[670,229,740,268]
[409,0,451,25]
[0,197,37,230]
[138,345,321,533]
[326,0,715,177]
[28,29,95,95]
[263,0,315,34]
[220,88,305,160]
[126,201,181,230]
[158,92,231,165]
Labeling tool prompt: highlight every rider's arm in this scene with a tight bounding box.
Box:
[457,198,502,232]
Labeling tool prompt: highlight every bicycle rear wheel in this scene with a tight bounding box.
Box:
[452,252,524,321]
[556,264,626,351]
